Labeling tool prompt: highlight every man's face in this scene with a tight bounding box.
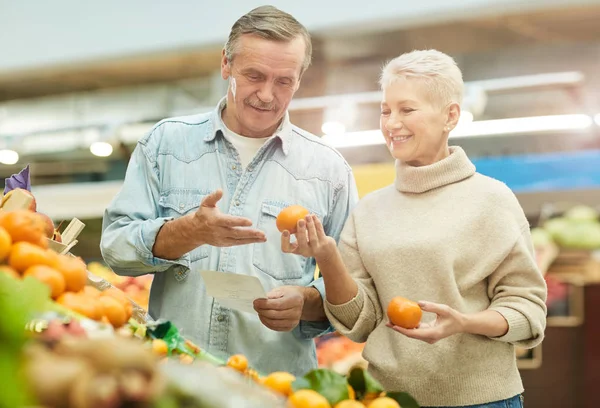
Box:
[221,34,306,138]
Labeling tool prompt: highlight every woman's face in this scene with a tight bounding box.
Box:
[380,78,460,166]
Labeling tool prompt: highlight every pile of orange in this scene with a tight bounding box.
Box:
[0,209,132,328]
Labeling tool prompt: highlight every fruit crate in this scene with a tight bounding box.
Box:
[516,344,542,370]
[546,250,600,284]
[546,277,585,327]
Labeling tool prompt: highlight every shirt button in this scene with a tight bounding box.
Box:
[247,167,253,172]
[217,315,225,322]
[235,201,240,206]
[232,165,237,170]
[179,203,185,210]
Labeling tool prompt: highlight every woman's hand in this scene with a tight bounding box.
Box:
[281,214,337,264]
[387,301,467,344]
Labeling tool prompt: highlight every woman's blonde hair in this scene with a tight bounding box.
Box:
[379,49,464,107]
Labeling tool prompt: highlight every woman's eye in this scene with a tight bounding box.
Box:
[381,111,390,116]
[402,108,415,114]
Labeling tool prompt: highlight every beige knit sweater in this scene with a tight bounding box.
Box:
[324,146,547,407]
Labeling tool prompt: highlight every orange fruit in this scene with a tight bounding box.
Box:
[53,255,87,292]
[56,292,102,321]
[0,226,12,261]
[152,339,168,356]
[347,385,356,400]
[366,397,400,408]
[179,354,194,365]
[288,389,331,408]
[0,265,20,279]
[387,296,422,329]
[81,285,102,298]
[276,205,309,234]
[23,265,65,299]
[245,368,261,383]
[335,401,365,408]
[0,210,48,248]
[101,287,133,320]
[98,295,128,328]
[9,242,57,272]
[226,354,248,373]
[263,371,296,396]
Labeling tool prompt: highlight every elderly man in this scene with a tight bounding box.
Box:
[100,5,357,376]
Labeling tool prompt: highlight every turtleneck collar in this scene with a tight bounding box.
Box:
[394,146,476,194]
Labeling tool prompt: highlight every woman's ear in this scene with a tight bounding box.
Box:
[446,103,461,132]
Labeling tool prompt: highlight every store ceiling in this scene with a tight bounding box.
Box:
[1,5,600,101]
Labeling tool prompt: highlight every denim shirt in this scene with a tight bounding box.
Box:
[100,98,358,376]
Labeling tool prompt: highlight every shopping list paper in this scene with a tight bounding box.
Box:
[200,270,267,314]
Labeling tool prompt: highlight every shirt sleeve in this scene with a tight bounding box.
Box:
[100,131,191,276]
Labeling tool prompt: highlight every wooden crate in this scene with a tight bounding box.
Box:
[517,344,543,370]
[547,250,600,284]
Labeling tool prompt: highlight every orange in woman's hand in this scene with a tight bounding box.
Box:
[276,205,309,234]
[387,296,422,329]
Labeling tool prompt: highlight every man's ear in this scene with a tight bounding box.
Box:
[221,49,231,80]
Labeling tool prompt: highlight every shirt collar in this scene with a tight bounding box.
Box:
[206,96,293,155]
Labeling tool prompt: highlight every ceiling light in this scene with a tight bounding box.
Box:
[0,149,19,165]
[458,110,474,126]
[90,142,113,157]
[321,121,346,137]
[323,114,594,149]
[594,113,600,126]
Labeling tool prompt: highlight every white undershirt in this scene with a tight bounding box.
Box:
[221,124,271,169]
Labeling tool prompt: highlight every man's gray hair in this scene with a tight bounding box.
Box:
[224,5,312,75]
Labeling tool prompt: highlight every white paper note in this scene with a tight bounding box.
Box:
[200,270,267,314]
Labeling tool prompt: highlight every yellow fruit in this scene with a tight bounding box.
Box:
[263,371,296,396]
[288,389,331,408]
[152,339,168,356]
[335,401,365,408]
[226,354,248,372]
[367,397,400,408]
[347,385,356,400]
[179,354,194,365]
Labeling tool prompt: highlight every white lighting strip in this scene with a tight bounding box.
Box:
[322,114,594,148]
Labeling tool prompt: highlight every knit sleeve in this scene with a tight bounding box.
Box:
[324,213,383,343]
[487,224,547,348]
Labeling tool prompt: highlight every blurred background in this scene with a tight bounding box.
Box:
[2,1,600,406]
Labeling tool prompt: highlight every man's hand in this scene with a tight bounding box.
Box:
[193,189,267,247]
[253,286,305,332]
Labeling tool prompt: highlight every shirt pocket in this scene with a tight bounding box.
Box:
[158,188,210,263]
[252,200,324,282]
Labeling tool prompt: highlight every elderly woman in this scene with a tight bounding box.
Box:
[281,49,547,408]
